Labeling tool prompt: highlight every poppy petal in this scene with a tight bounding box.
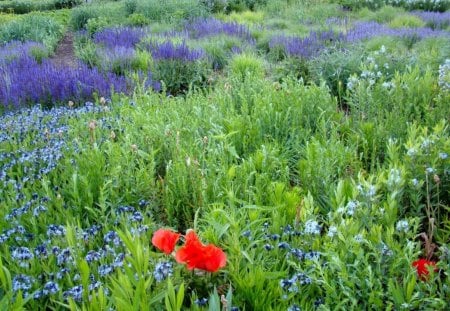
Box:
[151,229,180,254]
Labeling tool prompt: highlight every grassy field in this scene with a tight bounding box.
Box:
[0,0,449,310]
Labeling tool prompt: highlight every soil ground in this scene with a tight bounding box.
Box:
[50,32,78,68]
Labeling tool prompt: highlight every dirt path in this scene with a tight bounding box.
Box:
[50,31,78,68]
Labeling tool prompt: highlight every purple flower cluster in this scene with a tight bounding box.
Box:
[144,40,206,62]
[345,21,450,42]
[97,46,136,74]
[93,26,148,49]
[412,10,450,29]
[269,30,344,59]
[185,18,253,41]
[0,41,47,62]
[0,104,102,187]
[0,42,128,108]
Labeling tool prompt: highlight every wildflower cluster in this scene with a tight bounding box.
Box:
[0,41,127,108]
[438,58,450,92]
[152,229,227,273]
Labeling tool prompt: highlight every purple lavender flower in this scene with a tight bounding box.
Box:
[144,40,206,62]
[0,41,128,108]
[96,46,136,74]
[185,18,253,42]
[94,26,148,49]
[413,11,450,29]
[345,21,450,42]
[269,30,343,59]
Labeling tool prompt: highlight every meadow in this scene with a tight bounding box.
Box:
[0,0,449,310]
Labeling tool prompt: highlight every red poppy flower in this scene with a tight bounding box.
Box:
[175,230,227,272]
[412,258,437,280]
[151,229,180,254]
[175,230,205,269]
[196,244,227,272]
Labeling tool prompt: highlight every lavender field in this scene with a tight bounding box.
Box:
[0,0,449,310]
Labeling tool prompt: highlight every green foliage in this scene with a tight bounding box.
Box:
[1,0,450,309]
[74,36,99,68]
[124,0,137,15]
[86,16,109,36]
[357,5,406,23]
[228,53,265,81]
[0,0,80,14]
[389,14,426,28]
[0,14,63,50]
[165,279,185,311]
[200,35,246,70]
[153,59,211,96]
[126,12,149,26]
[332,0,449,12]
[138,0,207,23]
[70,5,100,30]
[308,44,366,103]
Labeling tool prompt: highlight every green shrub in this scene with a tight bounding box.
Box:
[124,0,137,15]
[138,0,207,23]
[74,37,99,68]
[200,0,228,13]
[358,5,406,23]
[414,37,450,71]
[200,35,247,70]
[228,53,265,81]
[70,6,100,30]
[389,14,426,28]
[308,44,366,104]
[227,10,265,24]
[333,0,449,12]
[153,59,211,95]
[0,15,63,50]
[127,13,150,26]
[54,0,82,9]
[86,16,109,36]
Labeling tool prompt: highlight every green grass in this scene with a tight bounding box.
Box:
[0,0,450,309]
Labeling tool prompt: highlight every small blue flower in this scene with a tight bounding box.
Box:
[12,274,34,293]
[264,244,274,251]
[278,242,291,250]
[194,297,208,306]
[85,251,101,263]
[98,264,114,277]
[304,220,321,235]
[290,248,304,260]
[43,281,59,295]
[287,304,301,311]
[63,285,83,302]
[153,261,173,282]
[47,224,66,238]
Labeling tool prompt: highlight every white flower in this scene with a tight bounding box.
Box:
[396,220,409,233]
[354,234,364,243]
[304,220,321,235]
[439,152,448,160]
[327,226,338,238]
[387,168,402,187]
[421,138,433,149]
[406,147,416,157]
[346,200,359,216]
[367,185,376,197]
